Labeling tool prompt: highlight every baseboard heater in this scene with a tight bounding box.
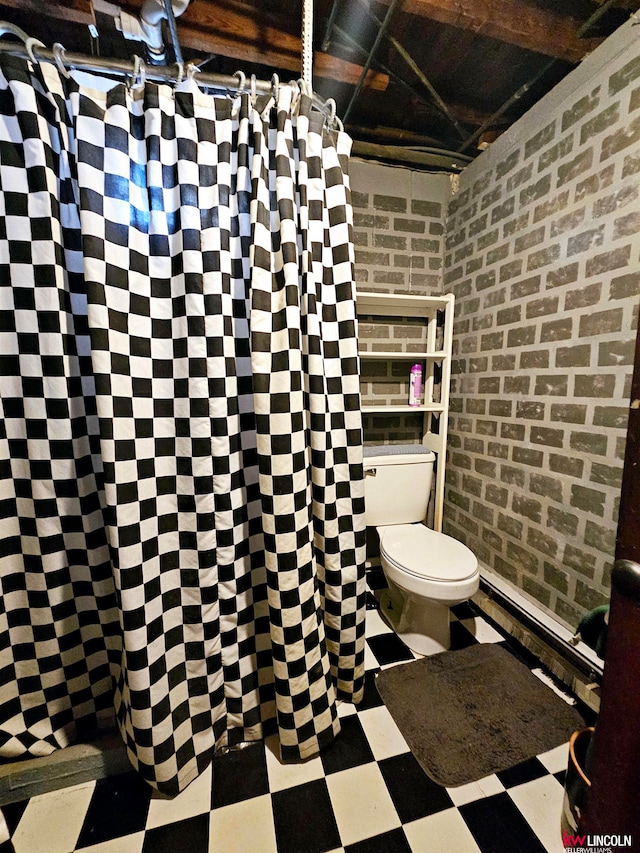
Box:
[474,570,603,714]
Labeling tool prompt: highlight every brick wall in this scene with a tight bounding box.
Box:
[349,161,450,445]
[443,20,640,630]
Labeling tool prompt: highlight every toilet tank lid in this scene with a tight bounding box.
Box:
[364,444,435,460]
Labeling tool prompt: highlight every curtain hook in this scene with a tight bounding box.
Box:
[233,70,246,95]
[185,62,201,92]
[186,62,200,82]
[289,78,301,112]
[25,35,45,64]
[250,73,257,104]
[271,73,280,101]
[128,55,146,91]
[174,61,184,84]
[323,99,343,131]
[297,77,310,98]
[325,97,336,128]
[52,43,72,79]
[0,24,45,63]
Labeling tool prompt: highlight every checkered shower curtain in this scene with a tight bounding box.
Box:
[0,56,366,795]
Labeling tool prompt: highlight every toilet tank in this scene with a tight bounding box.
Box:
[363,444,435,527]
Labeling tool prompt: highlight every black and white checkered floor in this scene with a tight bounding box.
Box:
[2,574,579,853]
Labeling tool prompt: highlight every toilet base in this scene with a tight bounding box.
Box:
[379,583,452,656]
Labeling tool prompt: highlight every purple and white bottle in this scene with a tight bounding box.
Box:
[409,363,422,407]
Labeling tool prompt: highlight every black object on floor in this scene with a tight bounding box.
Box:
[375,643,584,787]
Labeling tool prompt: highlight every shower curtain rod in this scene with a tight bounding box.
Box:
[0,37,338,125]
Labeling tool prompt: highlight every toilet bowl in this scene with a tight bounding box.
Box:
[364,444,479,655]
[377,523,479,655]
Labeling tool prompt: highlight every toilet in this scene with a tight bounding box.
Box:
[364,444,479,655]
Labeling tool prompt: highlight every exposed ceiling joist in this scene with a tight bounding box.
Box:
[377,0,604,62]
[102,0,388,91]
[0,0,95,25]
[0,0,629,159]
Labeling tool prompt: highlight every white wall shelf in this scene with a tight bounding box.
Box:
[357,351,445,361]
[356,290,453,318]
[361,403,445,413]
[356,290,454,532]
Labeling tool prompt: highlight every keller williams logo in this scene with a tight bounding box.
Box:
[562,830,633,852]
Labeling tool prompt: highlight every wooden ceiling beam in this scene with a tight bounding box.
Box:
[0,0,95,25]
[102,0,388,91]
[376,0,603,63]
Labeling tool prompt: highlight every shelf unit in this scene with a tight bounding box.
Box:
[356,290,455,532]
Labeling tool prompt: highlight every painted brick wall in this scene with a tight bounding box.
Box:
[349,161,450,445]
[443,20,640,630]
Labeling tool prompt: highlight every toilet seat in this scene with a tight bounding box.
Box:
[379,524,477,583]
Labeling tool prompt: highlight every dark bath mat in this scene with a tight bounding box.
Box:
[375,643,584,787]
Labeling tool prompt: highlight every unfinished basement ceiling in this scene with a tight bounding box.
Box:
[0,0,636,165]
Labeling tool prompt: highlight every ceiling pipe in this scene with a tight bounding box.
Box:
[115,0,190,65]
[352,0,467,143]
[321,0,342,52]
[333,24,481,151]
[162,0,184,66]
[342,0,401,124]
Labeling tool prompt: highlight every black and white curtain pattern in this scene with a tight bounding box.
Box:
[0,55,366,794]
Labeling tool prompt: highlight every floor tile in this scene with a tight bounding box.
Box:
[475,774,506,799]
[403,807,482,853]
[264,734,325,793]
[449,620,480,650]
[75,772,151,849]
[507,774,566,853]
[450,602,477,620]
[537,744,569,776]
[12,781,95,853]
[146,763,213,829]
[497,757,548,789]
[211,742,269,809]
[499,641,540,671]
[320,714,375,776]
[364,607,391,638]
[364,642,381,671]
[0,812,7,848]
[337,700,358,718]
[4,571,588,853]
[0,801,27,839]
[344,826,411,853]
[327,763,401,848]
[378,752,454,823]
[357,705,409,762]
[530,668,576,706]
[141,813,209,853]
[366,633,414,667]
[459,791,548,853]
[356,669,385,712]
[209,793,277,853]
[458,617,506,644]
[271,780,340,853]
[446,774,504,808]
[365,570,387,592]
[75,832,146,853]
